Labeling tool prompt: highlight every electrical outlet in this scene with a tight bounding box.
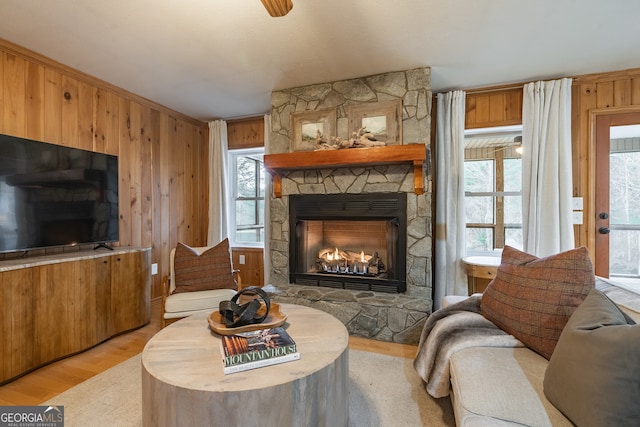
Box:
[239,255,246,265]
[151,263,158,275]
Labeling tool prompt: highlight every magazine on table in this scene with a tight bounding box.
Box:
[220,327,300,374]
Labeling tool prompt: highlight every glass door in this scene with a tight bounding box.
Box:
[595,112,640,289]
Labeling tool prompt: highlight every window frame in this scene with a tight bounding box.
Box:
[464,126,523,255]
[227,147,265,248]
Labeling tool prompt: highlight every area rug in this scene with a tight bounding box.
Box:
[43,350,454,427]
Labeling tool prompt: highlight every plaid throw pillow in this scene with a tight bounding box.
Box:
[173,239,237,294]
[481,246,595,360]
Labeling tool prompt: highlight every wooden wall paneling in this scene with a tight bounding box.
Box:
[465,88,523,129]
[43,68,62,145]
[0,54,4,131]
[183,121,196,245]
[118,98,132,247]
[140,104,154,250]
[505,89,523,124]
[25,61,44,141]
[176,120,188,243]
[105,91,120,155]
[77,81,94,151]
[150,109,163,298]
[614,79,631,107]
[94,88,110,153]
[169,116,183,249]
[60,75,79,148]
[195,124,208,246]
[596,81,614,108]
[489,94,504,124]
[227,117,265,149]
[128,101,143,248]
[157,114,172,295]
[632,78,640,105]
[3,53,26,137]
[231,248,264,287]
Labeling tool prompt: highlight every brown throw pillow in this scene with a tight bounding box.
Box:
[173,239,237,294]
[544,288,640,426]
[480,246,595,359]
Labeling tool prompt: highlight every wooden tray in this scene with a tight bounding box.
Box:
[208,302,288,335]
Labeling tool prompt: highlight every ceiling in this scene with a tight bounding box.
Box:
[1,0,639,122]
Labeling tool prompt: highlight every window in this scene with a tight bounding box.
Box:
[464,126,523,255]
[228,148,265,247]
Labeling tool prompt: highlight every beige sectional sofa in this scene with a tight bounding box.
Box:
[414,246,640,427]
[446,279,640,426]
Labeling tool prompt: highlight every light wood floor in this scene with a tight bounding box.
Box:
[0,299,418,406]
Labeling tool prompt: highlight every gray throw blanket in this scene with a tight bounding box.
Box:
[413,295,524,398]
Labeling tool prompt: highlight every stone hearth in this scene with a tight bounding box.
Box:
[268,283,430,344]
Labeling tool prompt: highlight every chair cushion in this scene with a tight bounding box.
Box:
[172,239,237,294]
[543,288,640,426]
[480,246,594,359]
[164,288,238,315]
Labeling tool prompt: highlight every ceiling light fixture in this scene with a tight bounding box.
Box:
[260,0,294,17]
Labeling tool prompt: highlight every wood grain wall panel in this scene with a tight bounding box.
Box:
[3,53,26,137]
[25,61,44,141]
[0,40,209,300]
[60,75,79,148]
[632,78,640,105]
[231,248,264,288]
[465,88,522,129]
[614,79,631,106]
[43,69,62,145]
[0,56,4,131]
[227,117,264,149]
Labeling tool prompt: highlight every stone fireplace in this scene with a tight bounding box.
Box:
[265,67,433,344]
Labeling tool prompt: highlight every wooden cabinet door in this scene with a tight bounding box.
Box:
[74,257,111,349]
[109,250,151,334]
[33,263,75,365]
[1,268,35,382]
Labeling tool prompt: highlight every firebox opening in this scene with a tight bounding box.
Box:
[289,193,407,293]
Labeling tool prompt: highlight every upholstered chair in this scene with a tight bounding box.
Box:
[161,239,239,327]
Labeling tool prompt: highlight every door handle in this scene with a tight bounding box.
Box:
[599,212,609,219]
[599,227,610,234]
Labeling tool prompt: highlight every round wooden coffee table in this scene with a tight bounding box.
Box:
[141,303,349,427]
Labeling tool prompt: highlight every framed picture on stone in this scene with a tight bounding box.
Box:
[346,99,403,145]
[290,108,337,152]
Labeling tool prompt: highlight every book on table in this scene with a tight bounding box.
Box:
[220,326,300,374]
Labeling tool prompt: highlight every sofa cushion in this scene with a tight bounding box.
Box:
[481,246,594,359]
[173,240,237,294]
[449,347,573,427]
[543,288,640,426]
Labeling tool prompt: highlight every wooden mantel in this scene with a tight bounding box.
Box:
[264,143,426,198]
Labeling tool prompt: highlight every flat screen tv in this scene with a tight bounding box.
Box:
[0,134,119,254]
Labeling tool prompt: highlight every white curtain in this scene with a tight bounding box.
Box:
[207,120,230,245]
[263,114,272,285]
[434,90,468,309]
[522,78,574,257]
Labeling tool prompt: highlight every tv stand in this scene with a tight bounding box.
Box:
[94,242,114,250]
[0,248,151,385]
